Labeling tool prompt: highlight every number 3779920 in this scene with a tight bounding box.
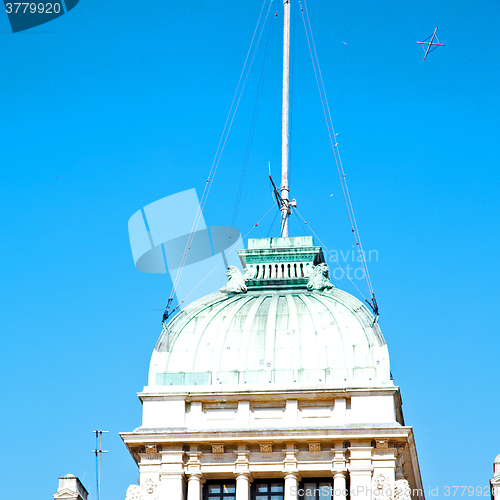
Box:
[5,3,61,14]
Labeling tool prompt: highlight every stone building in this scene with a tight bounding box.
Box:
[121,236,424,500]
[53,474,88,500]
[492,455,500,500]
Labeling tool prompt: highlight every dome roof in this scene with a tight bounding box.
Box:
[149,284,391,388]
[149,237,391,389]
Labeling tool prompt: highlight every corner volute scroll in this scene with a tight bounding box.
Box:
[307,262,334,291]
[219,266,247,294]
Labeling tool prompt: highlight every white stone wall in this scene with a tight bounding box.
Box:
[140,390,399,430]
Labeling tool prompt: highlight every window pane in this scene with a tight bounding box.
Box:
[271,483,284,492]
[256,484,269,493]
[256,496,268,500]
[304,483,317,498]
[271,496,284,500]
[319,483,332,499]
[208,485,221,494]
[223,485,236,493]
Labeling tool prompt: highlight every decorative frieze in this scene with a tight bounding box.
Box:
[260,443,273,453]
[308,442,321,452]
[212,444,224,454]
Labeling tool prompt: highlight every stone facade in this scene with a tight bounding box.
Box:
[492,455,500,500]
[121,237,424,500]
[53,474,88,500]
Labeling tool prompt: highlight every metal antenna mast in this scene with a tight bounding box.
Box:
[280,0,291,237]
[92,430,108,500]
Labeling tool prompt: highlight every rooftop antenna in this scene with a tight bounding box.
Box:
[92,430,108,500]
[417,27,445,61]
[281,0,291,236]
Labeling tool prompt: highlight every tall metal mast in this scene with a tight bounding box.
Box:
[280,0,291,237]
[92,429,108,500]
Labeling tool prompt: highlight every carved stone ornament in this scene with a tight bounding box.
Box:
[242,264,257,280]
[212,444,224,454]
[308,442,321,452]
[373,474,388,489]
[376,439,389,450]
[260,443,272,453]
[145,444,158,455]
[394,479,412,500]
[219,266,247,294]
[125,485,142,500]
[372,475,392,499]
[306,263,334,291]
[141,480,158,500]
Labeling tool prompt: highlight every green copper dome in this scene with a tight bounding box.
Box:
[148,237,391,389]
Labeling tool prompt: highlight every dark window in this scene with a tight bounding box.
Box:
[298,480,333,499]
[205,482,236,500]
[252,481,284,500]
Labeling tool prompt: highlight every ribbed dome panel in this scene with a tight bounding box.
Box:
[149,287,391,389]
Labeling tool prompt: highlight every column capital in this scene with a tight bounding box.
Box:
[186,473,205,482]
[283,471,302,481]
[234,471,253,480]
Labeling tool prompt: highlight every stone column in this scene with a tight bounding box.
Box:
[284,473,299,500]
[332,443,348,500]
[186,446,204,500]
[283,443,300,500]
[187,475,203,500]
[235,474,251,500]
[234,444,252,500]
[333,472,347,500]
[348,442,373,500]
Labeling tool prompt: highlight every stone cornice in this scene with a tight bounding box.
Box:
[121,426,413,445]
[138,386,400,401]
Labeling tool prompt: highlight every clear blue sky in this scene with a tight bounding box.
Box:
[1,1,499,499]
